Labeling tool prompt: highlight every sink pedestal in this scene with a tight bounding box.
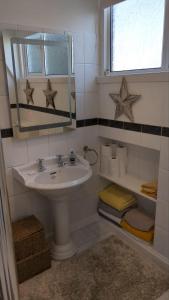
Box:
[51,196,76,260]
[13,155,92,261]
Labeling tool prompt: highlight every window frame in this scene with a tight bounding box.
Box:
[102,0,169,76]
[19,34,74,78]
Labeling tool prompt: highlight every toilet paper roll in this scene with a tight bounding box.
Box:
[100,155,109,175]
[101,144,112,157]
[117,145,127,177]
[109,157,119,177]
[111,142,117,158]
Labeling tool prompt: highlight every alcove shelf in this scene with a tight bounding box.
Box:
[99,137,160,209]
[99,173,156,203]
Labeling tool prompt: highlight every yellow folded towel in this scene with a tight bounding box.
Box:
[141,181,157,190]
[98,184,136,212]
[121,220,154,242]
[141,189,157,199]
[141,181,158,199]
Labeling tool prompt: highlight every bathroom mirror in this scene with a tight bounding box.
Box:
[2,29,76,139]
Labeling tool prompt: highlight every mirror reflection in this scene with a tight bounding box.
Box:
[2,30,76,138]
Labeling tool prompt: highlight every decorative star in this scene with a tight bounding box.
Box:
[109,77,141,122]
[43,79,57,109]
[24,80,34,105]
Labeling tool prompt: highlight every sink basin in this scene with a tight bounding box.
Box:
[13,155,92,260]
[13,155,92,193]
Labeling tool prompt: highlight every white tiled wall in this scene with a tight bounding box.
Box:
[4,126,100,235]
[0,0,100,237]
[0,0,169,263]
[154,137,169,260]
[98,75,169,261]
[98,78,169,127]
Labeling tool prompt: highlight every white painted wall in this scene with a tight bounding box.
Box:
[0,0,101,236]
[0,0,98,33]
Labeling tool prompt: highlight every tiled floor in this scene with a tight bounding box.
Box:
[72,217,114,253]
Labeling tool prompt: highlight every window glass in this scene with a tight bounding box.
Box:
[45,42,68,75]
[26,44,43,74]
[111,0,165,72]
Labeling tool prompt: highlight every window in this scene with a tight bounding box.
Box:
[26,44,43,74]
[107,0,167,73]
[22,33,72,77]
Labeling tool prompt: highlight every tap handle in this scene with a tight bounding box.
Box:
[37,158,44,164]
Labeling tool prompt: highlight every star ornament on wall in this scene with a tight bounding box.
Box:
[24,80,34,105]
[43,79,57,109]
[109,77,141,122]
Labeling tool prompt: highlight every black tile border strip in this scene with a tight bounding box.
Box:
[123,122,141,132]
[162,127,169,137]
[1,128,13,138]
[1,118,169,138]
[76,118,98,128]
[141,124,161,136]
[98,118,163,136]
[10,103,76,119]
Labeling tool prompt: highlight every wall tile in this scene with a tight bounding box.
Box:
[0,59,8,96]
[161,84,169,128]
[84,92,98,119]
[155,200,169,231]
[74,63,85,93]
[73,32,84,64]
[2,138,28,168]
[9,192,34,221]
[0,39,4,60]
[141,133,161,151]
[5,167,28,197]
[99,126,142,147]
[76,93,85,120]
[9,191,52,234]
[0,95,11,128]
[160,137,169,171]
[84,64,98,92]
[27,135,49,162]
[154,226,169,260]
[48,133,68,156]
[84,32,98,64]
[158,169,169,203]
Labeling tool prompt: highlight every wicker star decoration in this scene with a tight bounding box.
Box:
[43,79,57,109]
[109,77,141,122]
[24,80,34,105]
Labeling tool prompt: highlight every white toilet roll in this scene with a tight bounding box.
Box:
[109,157,119,177]
[117,145,127,177]
[111,142,117,158]
[100,155,110,175]
[101,144,112,157]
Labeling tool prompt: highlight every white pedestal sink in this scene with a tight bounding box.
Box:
[13,155,92,260]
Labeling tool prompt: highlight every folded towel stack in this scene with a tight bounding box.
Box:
[141,181,157,199]
[121,208,155,242]
[98,184,136,226]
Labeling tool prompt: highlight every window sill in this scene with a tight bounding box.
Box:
[96,71,169,84]
[19,75,75,84]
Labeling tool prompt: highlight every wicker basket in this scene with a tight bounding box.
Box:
[17,246,51,283]
[12,215,46,261]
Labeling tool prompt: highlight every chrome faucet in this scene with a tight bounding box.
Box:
[37,158,45,172]
[56,155,64,167]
